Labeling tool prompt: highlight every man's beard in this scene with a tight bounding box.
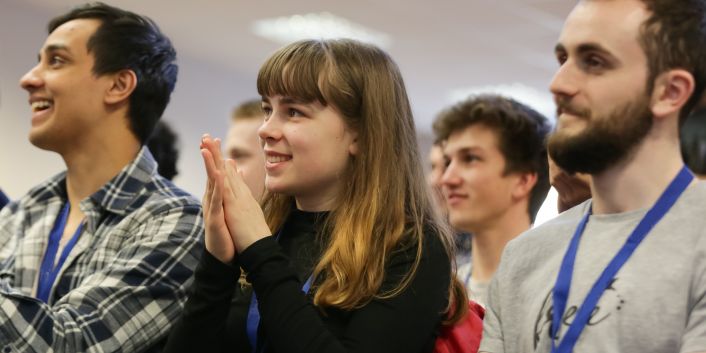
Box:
[547,94,653,175]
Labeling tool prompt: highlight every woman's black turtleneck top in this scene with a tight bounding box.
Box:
[163,208,450,353]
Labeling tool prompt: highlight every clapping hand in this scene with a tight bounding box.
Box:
[201,134,271,263]
[201,135,236,263]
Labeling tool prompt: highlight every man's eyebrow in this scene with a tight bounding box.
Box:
[444,146,483,159]
[37,44,71,62]
[576,43,615,58]
[554,43,566,54]
[555,42,617,60]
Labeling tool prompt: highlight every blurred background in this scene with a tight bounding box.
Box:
[0,0,572,222]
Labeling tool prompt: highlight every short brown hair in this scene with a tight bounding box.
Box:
[637,0,706,120]
[49,2,177,144]
[433,94,551,223]
[231,99,263,121]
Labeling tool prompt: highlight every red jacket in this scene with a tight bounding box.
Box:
[434,301,485,353]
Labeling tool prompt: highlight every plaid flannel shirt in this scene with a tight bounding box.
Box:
[0,147,204,353]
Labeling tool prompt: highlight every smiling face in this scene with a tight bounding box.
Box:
[258,95,358,211]
[547,0,654,174]
[19,19,112,153]
[441,124,524,233]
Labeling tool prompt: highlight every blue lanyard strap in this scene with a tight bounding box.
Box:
[246,231,314,353]
[550,166,693,353]
[246,275,313,353]
[37,202,84,303]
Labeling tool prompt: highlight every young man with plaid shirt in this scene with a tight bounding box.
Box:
[0,3,203,352]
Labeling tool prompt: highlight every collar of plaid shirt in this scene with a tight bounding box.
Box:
[23,147,161,234]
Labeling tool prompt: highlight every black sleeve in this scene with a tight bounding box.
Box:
[240,233,449,353]
[162,249,242,353]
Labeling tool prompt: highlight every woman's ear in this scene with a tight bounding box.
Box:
[104,69,137,104]
[348,137,359,156]
[650,69,695,119]
[348,129,359,156]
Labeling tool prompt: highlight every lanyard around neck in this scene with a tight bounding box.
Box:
[37,202,84,303]
[550,166,693,353]
[246,230,314,353]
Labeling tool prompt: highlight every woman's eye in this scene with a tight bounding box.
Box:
[288,108,304,117]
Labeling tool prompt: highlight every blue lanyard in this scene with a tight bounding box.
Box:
[550,166,693,353]
[246,231,314,353]
[37,203,84,303]
[464,264,472,288]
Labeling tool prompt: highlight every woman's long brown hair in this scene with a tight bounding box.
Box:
[257,39,467,324]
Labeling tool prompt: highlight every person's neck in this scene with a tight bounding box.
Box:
[62,132,141,212]
[469,206,531,283]
[295,190,337,212]
[590,129,685,215]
